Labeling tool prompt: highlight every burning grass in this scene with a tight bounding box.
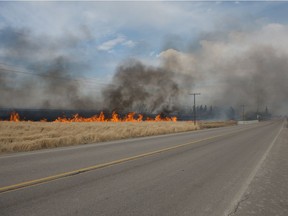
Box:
[0,120,236,153]
[7,111,177,122]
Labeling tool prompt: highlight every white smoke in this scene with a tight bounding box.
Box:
[159,23,288,115]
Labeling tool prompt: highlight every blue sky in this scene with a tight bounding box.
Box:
[1,1,287,81]
[1,1,288,113]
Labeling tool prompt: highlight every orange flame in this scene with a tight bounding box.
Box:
[10,112,20,122]
[124,112,136,122]
[111,111,120,122]
[137,114,143,122]
[6,111,177,122]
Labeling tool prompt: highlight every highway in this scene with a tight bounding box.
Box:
[0,120,286,216]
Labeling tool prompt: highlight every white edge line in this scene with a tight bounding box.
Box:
[225,120,284,216]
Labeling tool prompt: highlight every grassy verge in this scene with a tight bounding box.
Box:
[0,121,236,153]
[199,120,237,129]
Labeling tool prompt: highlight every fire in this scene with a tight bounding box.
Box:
[137,114,143,122]
[6,111,177,122]
[151,114,177,122]
[10,112,20,122]
[111,111,119,122]
[53,112,107,123]
[124,112,136,122]
[52,112,177,122]
[171,116,177,122]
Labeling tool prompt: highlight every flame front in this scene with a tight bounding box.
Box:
[10,112,20,122]
[111,111,120,122]
[52,112,177,122]
[6,111,177,122]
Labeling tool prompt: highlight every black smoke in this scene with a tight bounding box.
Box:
[102,59,181,113]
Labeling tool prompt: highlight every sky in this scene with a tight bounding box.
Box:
[0,1,288,114]
[1,1,286,78]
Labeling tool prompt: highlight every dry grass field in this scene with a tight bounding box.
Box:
[198,120,237,129]
[0,121,236,153]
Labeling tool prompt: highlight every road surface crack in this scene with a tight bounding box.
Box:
[227,194,249,216]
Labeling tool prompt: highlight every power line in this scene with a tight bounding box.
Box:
[0,63,200,93]
[0,63,113,86]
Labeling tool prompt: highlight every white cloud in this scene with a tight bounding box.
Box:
[1,1,287,93]
[97,35,126,51]
[0,2,217,39]
[97,35,136,51]
[122,40,136,48]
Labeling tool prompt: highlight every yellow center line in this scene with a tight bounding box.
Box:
[0,126,255,194]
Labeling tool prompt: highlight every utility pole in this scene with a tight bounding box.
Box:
[189,93,201,125]
[256,95,260,114]
[241,104,245,121]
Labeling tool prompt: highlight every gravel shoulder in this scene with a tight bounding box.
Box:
[233,124,288,216]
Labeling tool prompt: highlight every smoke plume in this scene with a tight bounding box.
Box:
[157,24,288,115]
[102,59,183,113]
[0,27,98,109]
[1,23,288,116]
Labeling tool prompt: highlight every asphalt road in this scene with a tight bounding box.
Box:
[0,120,286,216]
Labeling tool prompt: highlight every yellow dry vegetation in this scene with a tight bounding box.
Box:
[0,121,236,153]
[198,121,236,129]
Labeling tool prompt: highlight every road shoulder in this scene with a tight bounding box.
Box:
[233,126,288,216]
